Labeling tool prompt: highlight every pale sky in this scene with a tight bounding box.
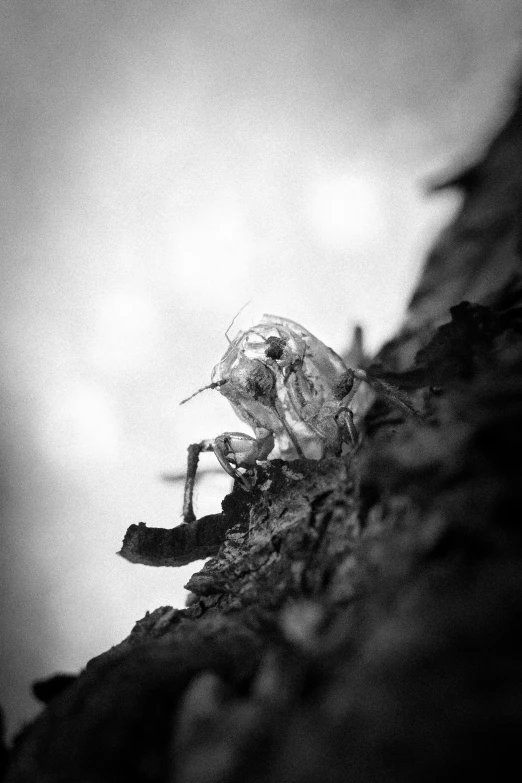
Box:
[1,0,521,736]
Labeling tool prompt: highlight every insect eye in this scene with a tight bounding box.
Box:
[265,336,286,360]
[245,361,276,401]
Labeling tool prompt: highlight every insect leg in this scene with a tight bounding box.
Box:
[353,369,423,420]
[273,401,305,458]
[212,434,255,490]
[183,439,214,523]
[336,406,359,446]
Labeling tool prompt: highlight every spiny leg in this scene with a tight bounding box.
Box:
[353,369,423,420]
[336,406,359,446]
[183,439,214,524]
[334,364,422,450]
[212,429,275,489]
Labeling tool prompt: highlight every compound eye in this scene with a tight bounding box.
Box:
[245,360,276,402]
[265,336,286,360]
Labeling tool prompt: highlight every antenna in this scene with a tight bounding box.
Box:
[225,299,252,344]
[180,300,252,405]
[180,379,227,406]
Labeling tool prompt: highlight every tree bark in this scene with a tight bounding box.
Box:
[5,77,522,783]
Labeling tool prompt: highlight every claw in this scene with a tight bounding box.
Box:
[336,406,359,446]
[182,430,275,522]
[213,433,258,490]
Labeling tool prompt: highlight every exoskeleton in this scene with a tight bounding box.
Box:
[181,314,418,522]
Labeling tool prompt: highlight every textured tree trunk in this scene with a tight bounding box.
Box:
[4,77,522,783]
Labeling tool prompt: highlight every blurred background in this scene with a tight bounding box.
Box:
[1,0,521,737]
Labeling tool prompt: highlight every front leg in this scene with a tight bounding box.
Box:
[213,428,274,489]
[335,406,359,446]
[183,429,274,523]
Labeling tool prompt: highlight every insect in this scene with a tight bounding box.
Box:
[180,314,419,522]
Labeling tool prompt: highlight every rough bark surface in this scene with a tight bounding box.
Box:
[5,80,522,783]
